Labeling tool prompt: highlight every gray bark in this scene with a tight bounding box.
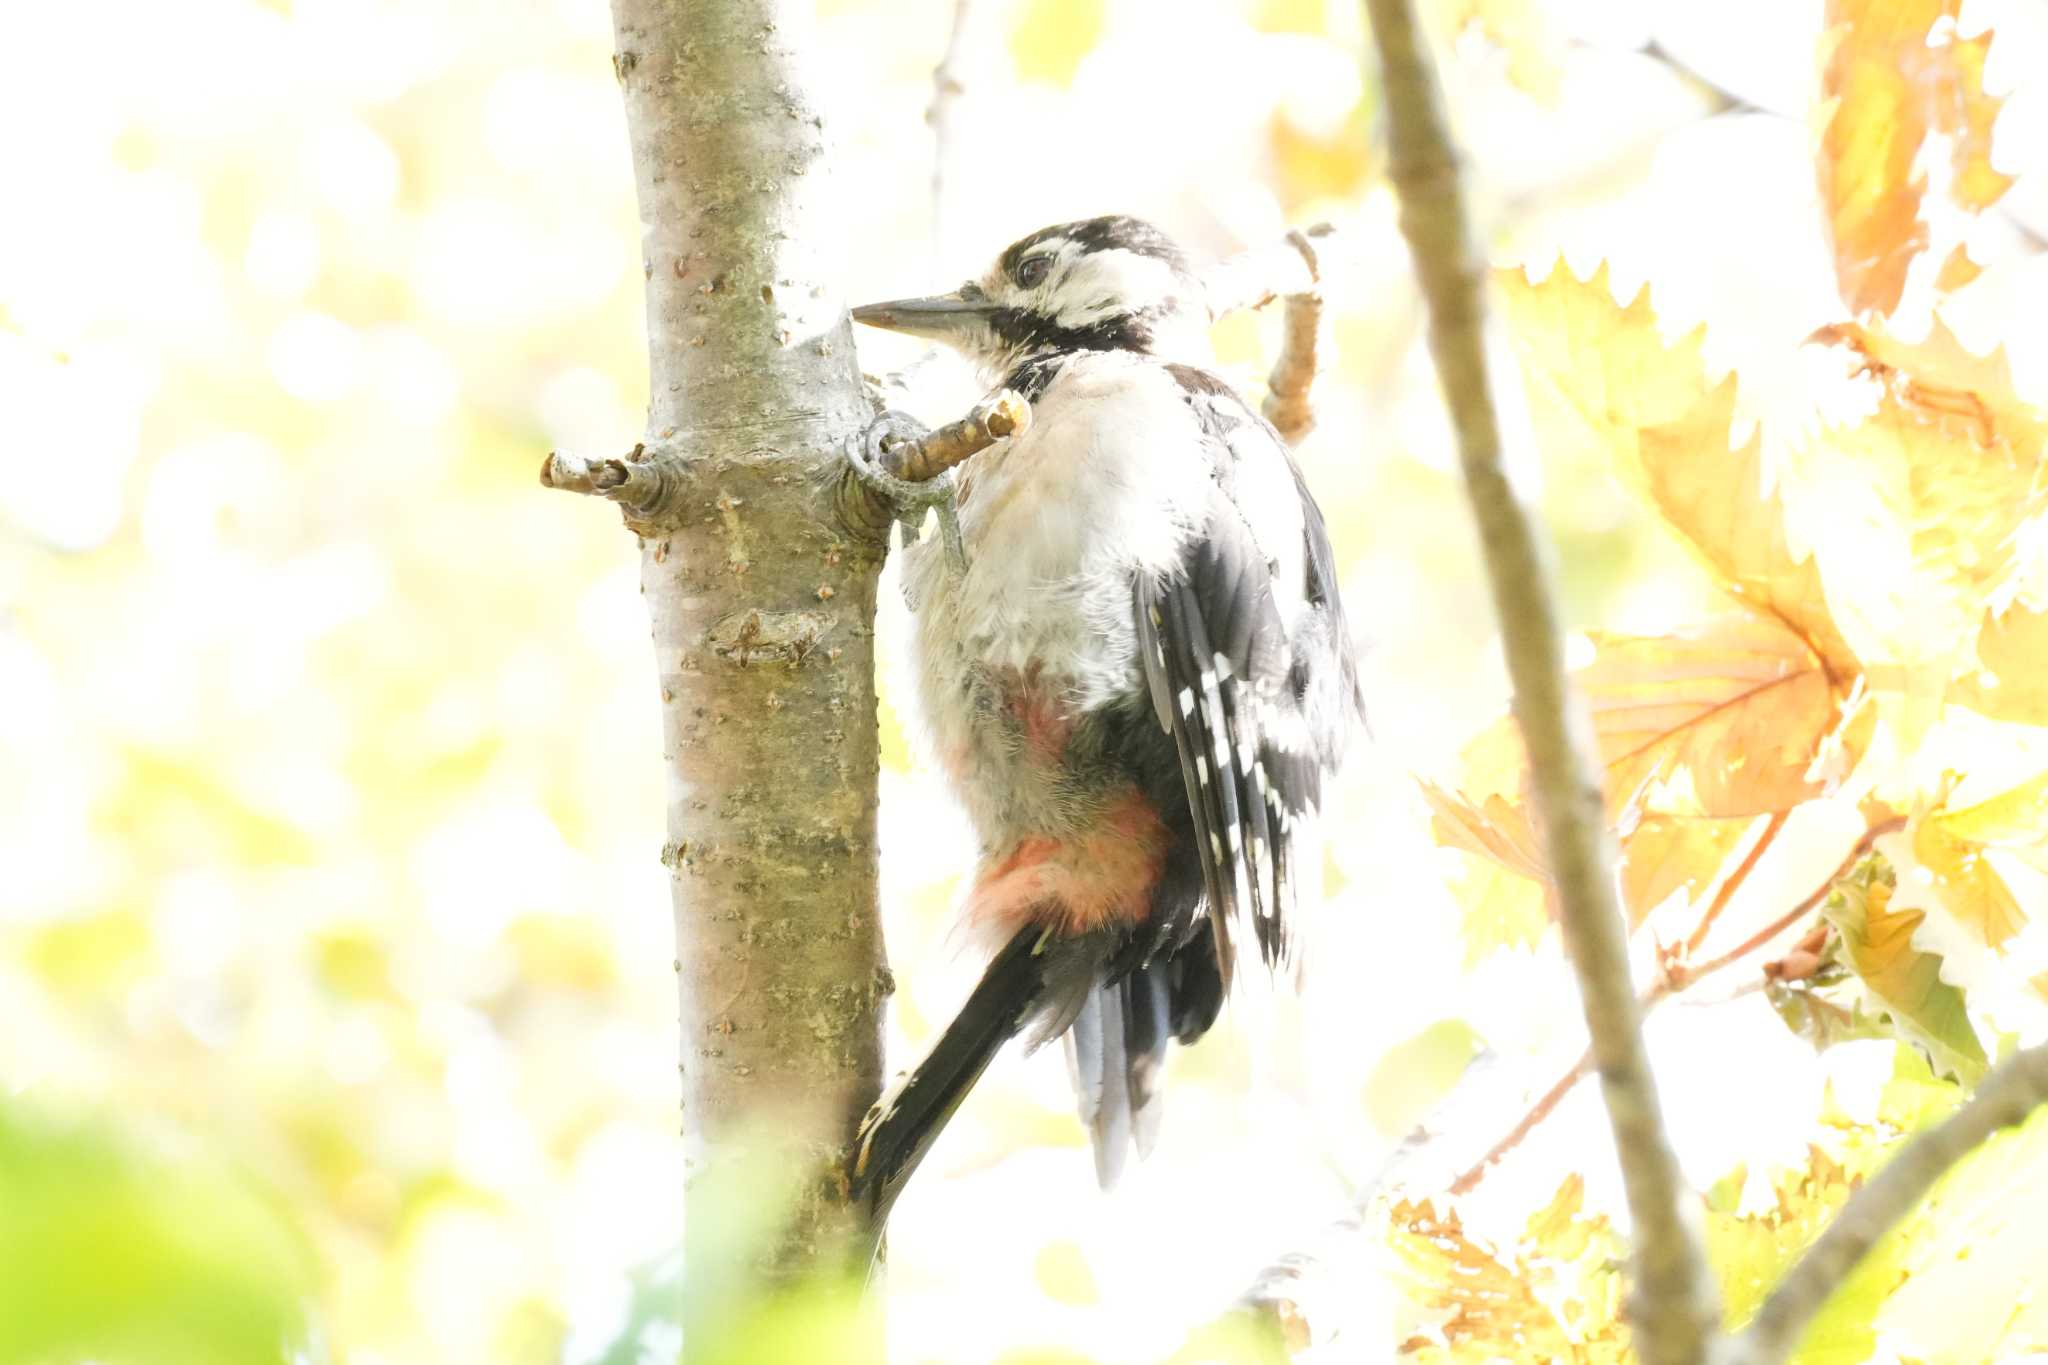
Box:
[604,0,885,1283]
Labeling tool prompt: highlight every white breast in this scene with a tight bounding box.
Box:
[904,353,1209,727]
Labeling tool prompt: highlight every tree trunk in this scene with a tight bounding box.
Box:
[605,0,885,1283]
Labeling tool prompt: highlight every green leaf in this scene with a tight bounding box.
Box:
[0,1100,317,1365]
[1870,1101,2048,1361]
[1362,1018,1484,1136]
[1823,856,1988,1083]
[1766,970,1899,1054]
[1706,1142,1906,1364]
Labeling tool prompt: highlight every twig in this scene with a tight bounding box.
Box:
[1668,816,1903,992]
[891,390,1029,482]
[540,440,686,524]
[1361,1,1719,1361]
[1201,225,1333,445]
[1453,817,1903,1198]
[1684,812,1787,956]
[1261,228,1329,445]
[926,0,976,264]
[1735,1043,2048,1364]
[1201,222,1334,320]
[1448,1045,1592,1196]
[835,389,1029,541]
[1638,39,1767,118]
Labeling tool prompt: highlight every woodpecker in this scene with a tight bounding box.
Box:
[847,215,1362,1225]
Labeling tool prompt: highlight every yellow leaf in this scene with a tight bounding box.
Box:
[1930,770,2048,845]
[1938,26,2011,212]
[505,914,617,995]
[1388,1184,1629,1363]
[1252,0,1329,35]
[1873,1106,2048,1361]
[1031,1240,1098,1306]
[1436,0,1563,101]
[1955,606,2048,724]
[1908,771,2048,948]
[312,928,395,1002]
[1426,620,1857,955]
[1421,724,1553,958]
[23,910,152,1000]
[1817,0,2014,316]
[1010,0,1106,87]
[1499,263,1860,678]
[1708,1138,1906,1357]
[1452,851,1552,964]
[1266,100,1374,212]
[1362,1019,1482,1136]
[1498,262,1717,461]
[1808,319,2048,696]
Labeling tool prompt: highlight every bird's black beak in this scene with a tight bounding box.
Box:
[850,288,996,345]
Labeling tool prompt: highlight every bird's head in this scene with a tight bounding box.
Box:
[853,215,1205,376]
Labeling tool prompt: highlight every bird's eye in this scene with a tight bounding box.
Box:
[1016,255,1051,288]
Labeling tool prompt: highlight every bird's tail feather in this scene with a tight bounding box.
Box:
[1067,959,1173,1186]
[849,924,1050,1229]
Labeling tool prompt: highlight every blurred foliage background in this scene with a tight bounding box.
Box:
[4,0,2047,1362]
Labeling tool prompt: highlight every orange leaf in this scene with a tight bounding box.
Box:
[1580,617,1856,818]
[1817,0,2014,316]
[1420,778,1545,883]
[1939,27,2011,212]
[1636,387,1858,681]
[1423,774,1552,959]
[1619,815,1756,927]
[1810,318,2048,459]
[1935,243,1983,291]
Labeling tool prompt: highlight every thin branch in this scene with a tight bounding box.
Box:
[1637,39,1767,119]
[1448,1044,1592,1196]
[890,390,1029,482]
[1260,228,1332,445]
[1669,816,1904,992]
[1263,243,1327,446]
[834,389,1029,541]
[926,0,976,264]
[1198,222,1336,443]
[540,441,673,509]
[1736,1042,2048,1363]
[1361,2,1718,1360]
[1453,817,1905,1198]
[1202,222,1333,319]
[1684,812,1787,956]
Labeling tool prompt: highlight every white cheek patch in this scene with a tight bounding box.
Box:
[1050,250,1185,328]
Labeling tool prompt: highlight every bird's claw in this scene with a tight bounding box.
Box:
[845,410,970,577]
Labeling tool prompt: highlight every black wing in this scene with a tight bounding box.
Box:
[1136,365,1354,984]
